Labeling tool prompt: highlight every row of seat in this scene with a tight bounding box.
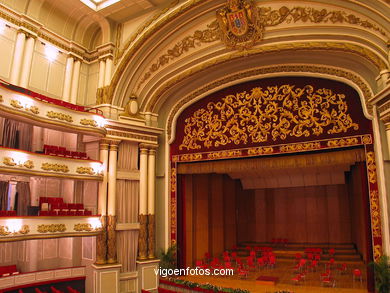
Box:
[32,285,80,293]
[39,197,92,216]
[43,145,90,160]
[0,210,17,217]
[0,265,18,277]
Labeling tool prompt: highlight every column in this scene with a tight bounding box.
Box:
[104,57,112,86]
[62,56,74,101]
[10,31,26,85]
[107,140,119,264]
[147,147,156,259]
[138,144,148,260]
[70,58,81,104]
[98,59,106,88]
[96,140,109,265]
[19,35,35,88]
[384,119,390,157]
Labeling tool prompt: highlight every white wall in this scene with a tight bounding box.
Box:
[0,25,15,81]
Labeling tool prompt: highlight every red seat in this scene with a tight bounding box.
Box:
[353,268,362,283]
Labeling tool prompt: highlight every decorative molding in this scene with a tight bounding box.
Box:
[107,215,117,264]
[366,152,377,184]
[107,130,158,143]
[207,150,242,160]
[3,157,34,169]
[178,84,359,151]
[166,65,373,140]
[37,224,66,233]
[0,225,30,236]
[41,163,70,173]
[0,226,11,236]
[138,214,148,260]
[170,168,177,193]
[326,137,360,147]
[80,118,98,127]
[76,167,95,175]
[279,143,320,153]
[74,223,96,232]
[148,214,155,259]
[10,99,39,114]
[46,111,73,122]
[95,216,107,265]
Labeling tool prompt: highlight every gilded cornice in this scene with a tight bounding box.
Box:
[135,5,389,90]
[145,42,379,112]
[165,64,373,141]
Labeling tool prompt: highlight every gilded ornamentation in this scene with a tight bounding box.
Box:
[29,106,39,115]
[80,119,98,127]
[171,197,176,231]
[171,168,177,193]
[107,215,117,264]
[374,244,382,262]
[279,142,321,153]
[37,224,66,233]
[138,214,148,260]
[148,214,155,259]
[74,223,93,232]
[179,85,359,151]
[96,86,113,105]
[19,225,30,235]
[3,157,34,169]
[10,99,23,109]
[137,21,220,90]
[260,6,387,37]
[0,226,11,236]
[217,0,263,49]
[46,111,73,122]
[326,138,359,147]
[366,152,377,184]
[207,150,242,160]
[179,153,203,162]
[76,167,95,175]
[0,95,3,102]
[247,146,274,155]
[95,216,107,265]
[41,163,69,173]
[171,156,179,162]
[362,135,372,145]
[369,190,382,238]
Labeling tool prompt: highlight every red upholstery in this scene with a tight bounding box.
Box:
[0,265,17,277]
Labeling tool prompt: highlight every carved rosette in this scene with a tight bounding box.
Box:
[138,214,148,260]
[107,215,117,264]
[95,216,107,265]
[148,214,155,259]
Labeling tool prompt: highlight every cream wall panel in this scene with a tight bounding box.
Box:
[86,62,99,106]
[61,179,75,204]
[47,61,65,97]
[59,238,73,259]
[0,33,15,80]
[43,239,58,259]
[78,69,88,105]
[30,52,49,91]
[45,178,61,197]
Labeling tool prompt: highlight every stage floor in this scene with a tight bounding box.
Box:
[179,260,368,293]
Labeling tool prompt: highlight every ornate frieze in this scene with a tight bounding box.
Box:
[37,224,67,233]
[326,138,360,147]
[76,167,95,175]
[41,163,70,173]
[107,216,117,264]
[179,85,359,151]
[47,111,73,122]
[366,152,377,184]
[138,214,148,260]
[3,157,34,169]
[80,118,98,127]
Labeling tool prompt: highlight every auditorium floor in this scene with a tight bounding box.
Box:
[179,260,368,293]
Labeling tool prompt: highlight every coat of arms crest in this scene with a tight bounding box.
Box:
[217,0,263,49]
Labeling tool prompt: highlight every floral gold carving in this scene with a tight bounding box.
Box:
[279,142,321,153]
[171,156,179,162]
[96,216,107,265]
[217,0,263,49]
[37,224,66,233]
[76,167,95,175]
[260,6,387,37]
[80,119,98,127]
[138,214,148,260]
[247,146,274,155]
[171,168,177,193]
[0,226,11,236]
[326,138,359,147]
[374,244,382,262]
[3,157,34,169]
[74,223,93,232]
[148,214,155,259]
[171,197,176,231]
[41,163,69,173]
[369,190,382,238]
[366,152,377,184]
[46,111,73,122]
[107,215,117,263]
[10,99,23,109]
[0,95,3,102]
[19,225,30,234]
[207,150,242,160]
[179,153,203,162]
[179,85,359,151]
[362,135,372,145]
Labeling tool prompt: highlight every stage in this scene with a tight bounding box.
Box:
[177,260,368,293]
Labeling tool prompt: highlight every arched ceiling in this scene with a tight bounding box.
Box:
[110,0,390,126]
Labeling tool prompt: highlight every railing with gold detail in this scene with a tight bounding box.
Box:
[0,83,106,137]
[0,147,103,180]
[0,216,102,242]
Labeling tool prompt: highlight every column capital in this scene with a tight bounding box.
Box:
[109,140,121,151]
[139,143,157,150]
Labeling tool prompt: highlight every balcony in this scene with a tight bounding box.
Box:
[0,216,102,242]
[0,147,103,180]
[0,82,106,137]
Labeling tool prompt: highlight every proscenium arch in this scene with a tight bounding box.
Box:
[164,65,374,145]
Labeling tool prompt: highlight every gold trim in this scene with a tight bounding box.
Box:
[41,163,69,173]
[0,95,3,102]
[0,104,106,137]
[0,232,101,242]
[171,167,177,193]
[374,244,382,262]
[3,157,34,169]
[0,225,11,236]
[47,111,73,122]
[279,143,321,153]
[166,65,373,140]
[37,224,66,233]
[10,99,23,109]
[327,137,360,147]
[80,118,98,127]
[366,152,377,184]
[74,223,94,232]
[76,167,96,175]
